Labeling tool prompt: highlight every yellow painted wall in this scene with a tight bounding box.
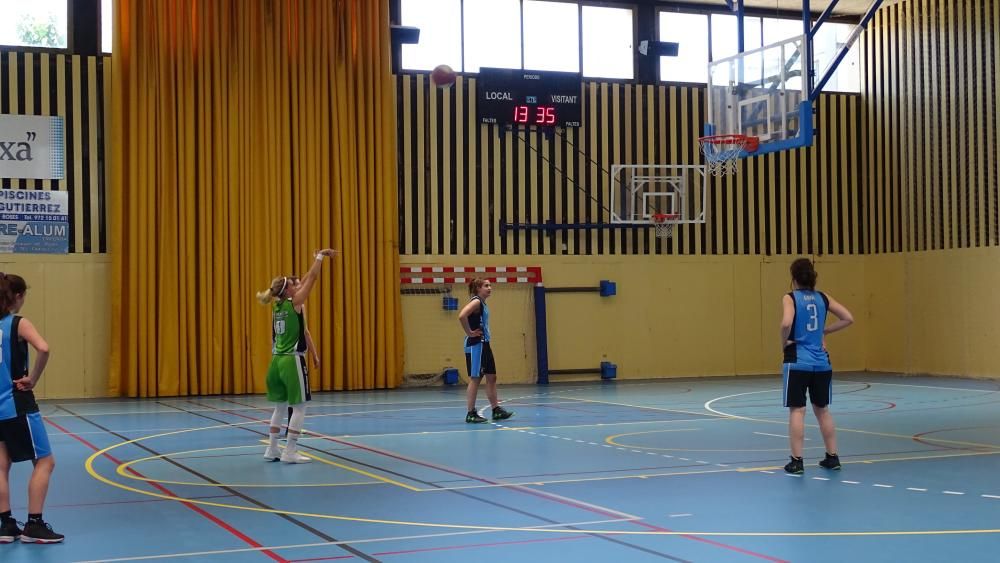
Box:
[401,256,865,384]
[865,248,1000,379]
[0,255,111,399]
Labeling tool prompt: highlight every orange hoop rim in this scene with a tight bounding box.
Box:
[651,213,680,223]
[697,134,759,153]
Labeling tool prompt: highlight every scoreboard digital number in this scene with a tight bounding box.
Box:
[477,67,582,128]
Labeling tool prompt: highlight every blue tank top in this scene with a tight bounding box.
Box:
[464,296,490,345]
[784,290,831,371]
[0,314,34,420]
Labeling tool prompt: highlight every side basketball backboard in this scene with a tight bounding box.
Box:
[705,34,813,159]
[609,164,707,227]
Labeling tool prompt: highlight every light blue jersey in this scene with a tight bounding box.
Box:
[463,296,490,347]
[783,290,832,371]
[0,314,14,419]
[0,314,35,420]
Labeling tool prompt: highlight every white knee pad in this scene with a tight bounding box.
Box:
[288,405,307,434]
[270,405,287,430]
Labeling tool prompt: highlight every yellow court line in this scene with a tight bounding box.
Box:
[604,429,811,452]
[90,418,420,492]
[701,390,1000,450]
[301,452,423,492]
[415,449,1000,491]
[114,446,387,489]
[83,423,1000,537]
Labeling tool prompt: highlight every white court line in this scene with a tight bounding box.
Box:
[704,389,1000,451]
[72,518,636,563]
[907,488,927,492]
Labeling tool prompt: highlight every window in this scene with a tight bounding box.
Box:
[762,17,804,47]
[523,1,579,73]
[813,22,861,92]
[400,0,462,71]
[463,0,521,72]
[582,6,634,79]
[102,0,112,53]
[659,12,708,83]
[0,0,68,49]
[711,14,761,61]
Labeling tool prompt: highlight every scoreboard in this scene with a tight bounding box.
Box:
[476,67,582,128]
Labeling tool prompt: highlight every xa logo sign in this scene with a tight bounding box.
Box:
[0,141,33,161]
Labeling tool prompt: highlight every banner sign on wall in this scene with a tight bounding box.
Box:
[0,115,65,180]
[0,189,69,254]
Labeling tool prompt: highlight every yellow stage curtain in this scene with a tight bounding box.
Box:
[109,0,402,396]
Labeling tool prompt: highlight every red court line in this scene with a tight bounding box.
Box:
[214,398,786,563]
[44,417,288,563]
[318,435,786,562]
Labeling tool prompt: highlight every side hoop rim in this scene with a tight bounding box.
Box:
[697,134,760,153]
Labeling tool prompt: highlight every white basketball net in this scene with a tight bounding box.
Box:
[652,215,678,238]
[699,136,754,177]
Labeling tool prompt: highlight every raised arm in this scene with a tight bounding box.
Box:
[293,248,337,309]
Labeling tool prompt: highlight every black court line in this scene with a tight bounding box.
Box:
[58,404,380,563]
[178,399,694,563]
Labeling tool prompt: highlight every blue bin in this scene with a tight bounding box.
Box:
[600,361,617,379]
[443,368,460,385]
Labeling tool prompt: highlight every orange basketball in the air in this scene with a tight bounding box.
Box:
[431,64,456,88]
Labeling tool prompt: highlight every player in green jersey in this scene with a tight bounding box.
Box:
[256,248,337,463]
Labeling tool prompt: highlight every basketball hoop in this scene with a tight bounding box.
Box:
[651,213,679,238]
[698,134,759,177]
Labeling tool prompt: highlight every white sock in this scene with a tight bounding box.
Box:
[268,432,279,449]
[286,432,300,452]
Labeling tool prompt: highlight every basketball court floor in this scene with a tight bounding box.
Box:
[4,373,998,562]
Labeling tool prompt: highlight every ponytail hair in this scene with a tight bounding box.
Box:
[790,258,818,290]
[468,278,488,296]
[256,276,289,305]
[0,273,27,317]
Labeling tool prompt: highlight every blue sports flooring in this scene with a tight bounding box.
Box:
[3,372,1000,562]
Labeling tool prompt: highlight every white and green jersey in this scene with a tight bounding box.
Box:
[272,299,306,355]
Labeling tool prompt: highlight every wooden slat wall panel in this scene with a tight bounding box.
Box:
[397,74,864,256]
[864,0,1000,253]
[0,51,108,254]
